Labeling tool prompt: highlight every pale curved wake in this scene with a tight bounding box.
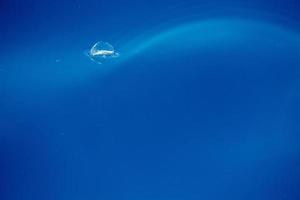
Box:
[114,18,300,65]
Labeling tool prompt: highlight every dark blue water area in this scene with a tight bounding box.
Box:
[1,1,300,200]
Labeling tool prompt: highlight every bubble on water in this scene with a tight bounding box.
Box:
[85,41,119,64]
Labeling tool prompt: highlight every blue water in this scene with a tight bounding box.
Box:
[1,0,300,200]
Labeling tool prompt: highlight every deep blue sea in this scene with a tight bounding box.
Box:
[1,0,300,199]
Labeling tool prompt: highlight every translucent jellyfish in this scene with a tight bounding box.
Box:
[85,41,119,64]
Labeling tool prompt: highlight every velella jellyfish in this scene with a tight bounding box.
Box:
[85,41,119,64]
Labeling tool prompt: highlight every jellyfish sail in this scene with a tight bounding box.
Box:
[86,41,119,64]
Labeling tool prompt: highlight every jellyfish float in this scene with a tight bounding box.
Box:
[86,41,119,64]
